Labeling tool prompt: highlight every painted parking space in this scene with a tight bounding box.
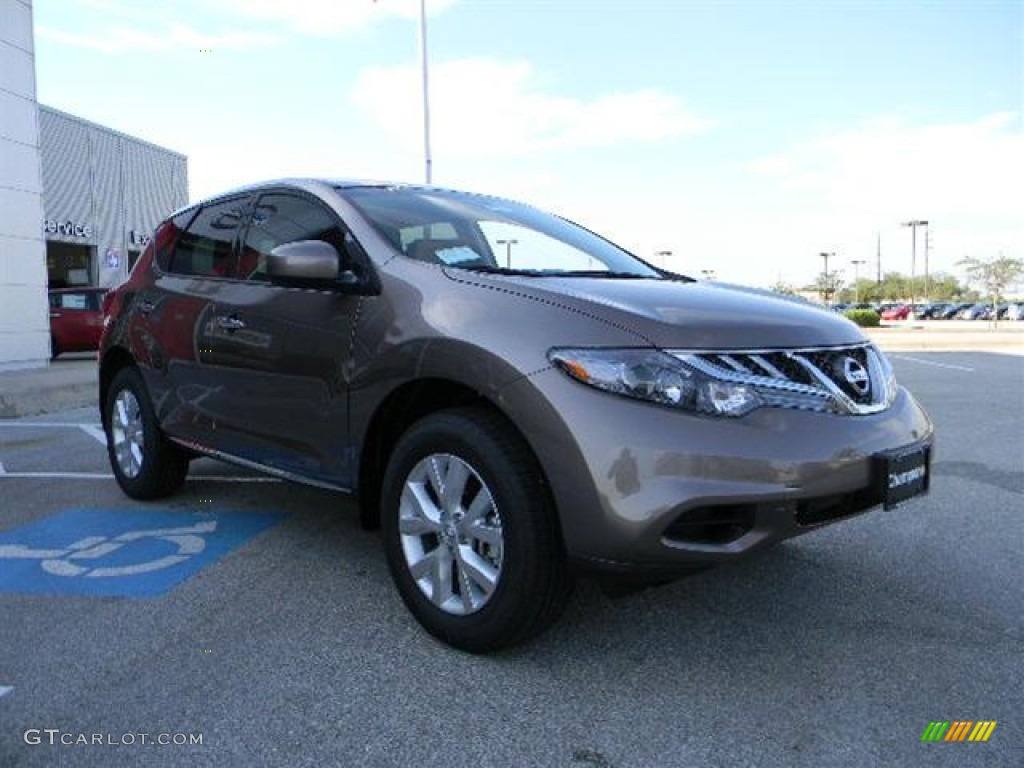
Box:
[0,508,285,597]
[0,420,282,482]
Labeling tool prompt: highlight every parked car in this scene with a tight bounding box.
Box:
[98,179,933,651]
[958,303,990,320]
[937,302,971,320]
[880,304,912,321]
[1005,303,1023,321]
[917,303,948,320]
[48,286,107,358]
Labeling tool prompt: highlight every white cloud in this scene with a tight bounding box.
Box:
[37,22,276,53]
[44,0,441,51]
[217,0,458,36]
[749,113,1023,222]
[351,58,715,159]
[732,113,1024,285]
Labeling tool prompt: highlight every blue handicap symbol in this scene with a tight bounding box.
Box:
[0,508,284,597]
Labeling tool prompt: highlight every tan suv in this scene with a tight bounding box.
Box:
[99,179,933,651]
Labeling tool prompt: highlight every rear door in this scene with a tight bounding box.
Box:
[143,196,248,447]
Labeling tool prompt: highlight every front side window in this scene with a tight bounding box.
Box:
[168,200,244,277]
[340,186,661,278]
[239,193,348,281]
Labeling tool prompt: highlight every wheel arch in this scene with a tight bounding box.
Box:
[99,346,137,428]
[356,378,553,533]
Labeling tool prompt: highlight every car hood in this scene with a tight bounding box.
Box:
[446,271,866,350]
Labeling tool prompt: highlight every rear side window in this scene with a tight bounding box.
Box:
[167,200,245,277]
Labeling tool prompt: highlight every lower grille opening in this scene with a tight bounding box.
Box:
[795,488,877,526]
[663,504,756,545]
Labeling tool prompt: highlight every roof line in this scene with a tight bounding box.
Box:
[38,104,188,160]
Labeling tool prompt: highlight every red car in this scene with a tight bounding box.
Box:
[49,287,107,357]
[880,304,912,321]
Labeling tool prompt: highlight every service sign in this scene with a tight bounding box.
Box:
[43,219,93,239]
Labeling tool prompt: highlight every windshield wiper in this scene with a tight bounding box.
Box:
[456,265,552,276]
[556,270,657,279]
[456,266,659,279]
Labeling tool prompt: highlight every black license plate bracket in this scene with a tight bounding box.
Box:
[874,444,931,510]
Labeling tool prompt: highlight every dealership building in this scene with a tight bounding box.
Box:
[37,106,188,289]
[1,0,187,369]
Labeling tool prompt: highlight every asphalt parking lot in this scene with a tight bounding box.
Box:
[0,352,1021,767]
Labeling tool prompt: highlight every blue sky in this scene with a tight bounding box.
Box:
[32,0,1022,289]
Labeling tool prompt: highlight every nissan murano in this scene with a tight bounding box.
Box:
[99,179,933,651]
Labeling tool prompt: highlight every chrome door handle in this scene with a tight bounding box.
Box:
[216,316,246,331]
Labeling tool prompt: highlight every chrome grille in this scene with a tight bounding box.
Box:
[677,343,895,415]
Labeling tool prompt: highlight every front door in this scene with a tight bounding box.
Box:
[203,191,363,487]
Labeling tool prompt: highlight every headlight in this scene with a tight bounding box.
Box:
[548,346,895,417]
[548,348,766,417]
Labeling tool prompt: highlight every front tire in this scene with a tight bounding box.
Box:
[104,367,188,499]
[381,408,572,653]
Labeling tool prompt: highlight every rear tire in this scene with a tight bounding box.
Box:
[50,335,60,359]
[104,367,188,499]
[381,407,573,653]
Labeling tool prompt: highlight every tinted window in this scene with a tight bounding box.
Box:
[155,210,197,272]
[239,193,348,281]
[168,200,244,277]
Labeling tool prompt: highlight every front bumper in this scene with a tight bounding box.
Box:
[499,368,934,575]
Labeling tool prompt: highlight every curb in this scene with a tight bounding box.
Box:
[865,327,1023,354]
[0,359,98,419]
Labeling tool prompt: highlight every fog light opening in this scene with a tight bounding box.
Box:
[663,505,756,546]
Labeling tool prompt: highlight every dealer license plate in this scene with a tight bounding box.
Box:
[874,444,931,510]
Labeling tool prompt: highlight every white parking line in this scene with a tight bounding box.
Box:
[0,471,280,483]
[79,425,108,445]
[887,354,975,372]
[0,422,101,428]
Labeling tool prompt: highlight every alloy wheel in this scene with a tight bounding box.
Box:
[398,453,504,616]
[111,388,145,479]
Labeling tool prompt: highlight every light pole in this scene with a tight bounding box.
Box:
[901,220,928,312]
[700,269,716,281]
[419,0,432,184]
[819,251,835,307]
[655,250,672,269]
[875,232,882,285]
[923,225,932,304]
[850,259,866,304]
[495,238,517,268]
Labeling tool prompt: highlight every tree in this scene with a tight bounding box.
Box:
[958,255,1024,309]
[812,270,843,305]
[770,280,798,296]
[843,271,975,303]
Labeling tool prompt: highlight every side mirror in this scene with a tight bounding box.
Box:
[267,240,340,280]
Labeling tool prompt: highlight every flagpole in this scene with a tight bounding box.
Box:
[419,0,433,184]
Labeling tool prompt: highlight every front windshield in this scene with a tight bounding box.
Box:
[340,185,661,278]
